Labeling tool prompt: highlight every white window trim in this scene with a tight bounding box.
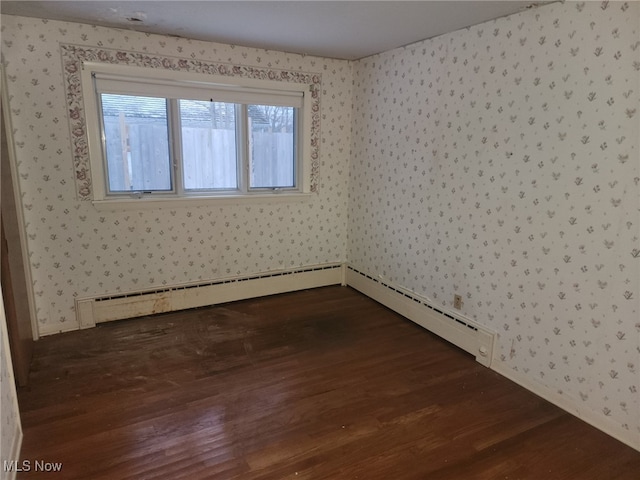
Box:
[90,191,314,211]
[81,62,313,207]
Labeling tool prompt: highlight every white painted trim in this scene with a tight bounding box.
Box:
[345,266,495,367]
[82,62,311,96]
[75,300,95,330]
[91,192,314,211]
[38,323,85,338]
[5,426,23,480]
[340,264,348,286]
[74,264,343,327]
[492,359,640,452]
[0,65,39,341]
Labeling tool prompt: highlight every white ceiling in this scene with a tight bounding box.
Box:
[0,1,550,60]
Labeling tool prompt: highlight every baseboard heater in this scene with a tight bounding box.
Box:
[75,263,494,367]
[345,266,495,367]
[75,264,343,329]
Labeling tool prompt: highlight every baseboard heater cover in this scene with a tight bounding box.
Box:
[76,264,344,328]
[345,266,495,367]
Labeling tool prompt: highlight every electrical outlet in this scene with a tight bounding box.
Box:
[453,294,463,310]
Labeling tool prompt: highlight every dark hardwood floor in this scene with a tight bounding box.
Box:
[17,286,640,479]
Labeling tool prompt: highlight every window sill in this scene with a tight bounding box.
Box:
[91,192,314,211]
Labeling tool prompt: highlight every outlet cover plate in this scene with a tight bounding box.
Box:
[453,294,463,310]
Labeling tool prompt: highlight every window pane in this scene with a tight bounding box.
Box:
[248,105,295,189]
[100,94,172,192]
[180,100,237,190]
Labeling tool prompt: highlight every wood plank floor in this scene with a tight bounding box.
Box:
[17,286,640,479]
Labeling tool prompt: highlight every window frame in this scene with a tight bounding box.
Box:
[81,62,312,207]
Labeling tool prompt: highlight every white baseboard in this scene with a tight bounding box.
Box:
[3,424,22,480]
[39,323,85,337]
[492,359,640,452]
[74,264,343,328]
[345,266,495,367]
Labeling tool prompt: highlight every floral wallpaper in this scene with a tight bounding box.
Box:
[0,15,352,336]
[348,1,639,444]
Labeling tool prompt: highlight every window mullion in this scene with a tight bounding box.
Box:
[237,104,249,193]
[168,98,183,195]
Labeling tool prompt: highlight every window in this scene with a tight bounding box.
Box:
[82,63,311,205]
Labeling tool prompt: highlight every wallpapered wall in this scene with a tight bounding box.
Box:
[1,0,638,449]
[0,16,352,336]
[349,1,639,442]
